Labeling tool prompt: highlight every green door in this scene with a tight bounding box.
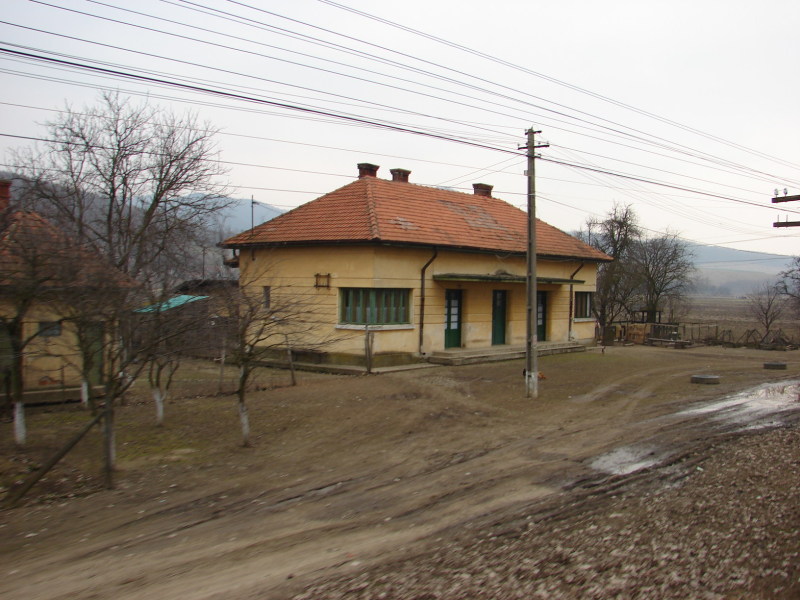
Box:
[444,289,462,349]
[537,291,547,342]
[491,290,507,345]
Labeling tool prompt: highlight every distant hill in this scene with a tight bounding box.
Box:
[690,244,792,275]
[691,244,794,296]
[215,198,284,238]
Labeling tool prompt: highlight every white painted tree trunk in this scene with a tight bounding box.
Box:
[238,401,250,447]
[80,380,90,408]
[14,401,26,446]
[152,387,165,426]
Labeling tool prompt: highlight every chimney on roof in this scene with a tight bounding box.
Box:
[357,163,380,178]
[0,180,10,212]
[472,183,493,197]
[390,168,411,183]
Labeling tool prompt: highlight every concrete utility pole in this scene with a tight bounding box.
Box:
[523,128,548,398]
[772,192,800,227]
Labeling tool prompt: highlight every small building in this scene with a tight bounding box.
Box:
[221,164,611,367]
[0,180,121,398]
[132,283,238,360]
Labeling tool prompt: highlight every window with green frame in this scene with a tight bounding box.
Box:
[340,288,411,325]
[574,291,594,319]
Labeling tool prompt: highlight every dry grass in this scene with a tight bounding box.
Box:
[682,296,800,343]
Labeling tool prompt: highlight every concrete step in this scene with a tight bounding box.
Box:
[428,342,585,366]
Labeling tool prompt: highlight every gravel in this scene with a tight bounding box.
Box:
[293,422,800,599]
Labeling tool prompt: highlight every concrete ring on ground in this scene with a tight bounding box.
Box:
[690,374,720,384]
[764,362,788,370]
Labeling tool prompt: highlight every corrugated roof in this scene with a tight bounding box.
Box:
[134,295,209,313]
[222,174,610,261]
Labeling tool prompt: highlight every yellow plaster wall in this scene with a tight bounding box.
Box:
[0,301,87,389]
[239,245,599,357]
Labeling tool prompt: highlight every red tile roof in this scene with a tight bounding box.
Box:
[0,210,133,289]
[223,174,610,262]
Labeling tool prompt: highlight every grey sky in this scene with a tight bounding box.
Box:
[1,0,799,258]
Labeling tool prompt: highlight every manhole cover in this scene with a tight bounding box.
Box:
[691,374,720,384]
[764,362,788,370]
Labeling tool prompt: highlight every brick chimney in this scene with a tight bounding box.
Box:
[357,163,380,178]
[472,183,493,197]
[0,180,10,212]
[390,168,411,183]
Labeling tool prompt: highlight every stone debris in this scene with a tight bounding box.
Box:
[294,423,800,599]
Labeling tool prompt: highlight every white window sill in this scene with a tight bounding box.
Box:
[573,317,595,323]
[336,324,414,331]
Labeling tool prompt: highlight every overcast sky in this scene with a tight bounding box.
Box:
[2,0,799,262]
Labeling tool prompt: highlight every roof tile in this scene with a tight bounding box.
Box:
[223,176,610,261]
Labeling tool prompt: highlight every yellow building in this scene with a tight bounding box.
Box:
[0,180,106,396]
[222,164,611,367]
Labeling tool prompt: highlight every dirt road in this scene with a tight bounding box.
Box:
[1,345,799,599]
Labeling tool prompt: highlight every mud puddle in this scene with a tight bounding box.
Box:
[590,381,800,476]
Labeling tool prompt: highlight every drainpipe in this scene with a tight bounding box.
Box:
[568,262,585,341]
[418,248,438,355]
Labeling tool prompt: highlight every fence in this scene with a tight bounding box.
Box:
[606,320,797,350]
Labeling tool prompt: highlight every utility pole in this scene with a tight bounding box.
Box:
[523,128,548,398]
[772,190,800,227]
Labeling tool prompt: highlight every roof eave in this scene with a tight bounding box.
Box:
[220,238,609,262]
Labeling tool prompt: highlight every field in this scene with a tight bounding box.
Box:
[2,343,800,598]
[680,295,799,344]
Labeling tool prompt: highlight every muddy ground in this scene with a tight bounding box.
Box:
[1,345,799,599]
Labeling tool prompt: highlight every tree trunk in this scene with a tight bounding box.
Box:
[237,365,250,447]
[103,398,116,489]
[285,335,296,387]
[217,346,226,394]
[14,400,26,446]
[238,397,250,447]
[364,325,373,374]
[10,327,26,446]
[81,379,90,408]
[153,387,164,426]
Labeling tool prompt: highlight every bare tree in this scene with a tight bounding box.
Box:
[747,282,787,337]
[778,257,800,313]
[134,292,213,426]
[578,203,641,334]
[630,233,695,323]
[14,91,230,289]
[10,92,231,486]
[217,266,330,447]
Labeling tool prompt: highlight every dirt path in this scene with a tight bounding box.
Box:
[1,346,799,599]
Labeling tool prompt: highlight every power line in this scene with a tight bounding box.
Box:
[28,0,800,188]
[317,0,800,174]
[0,46,523,156]
[540,156,800,215]
[6,3,800,203]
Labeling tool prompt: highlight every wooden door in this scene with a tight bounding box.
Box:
[491,290,507,345]
[444,289,462,349]
[537,291,546,342]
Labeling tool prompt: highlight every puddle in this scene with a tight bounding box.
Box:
[676,381,800,426]
[590,381,800,476]
[589,445,662,475]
